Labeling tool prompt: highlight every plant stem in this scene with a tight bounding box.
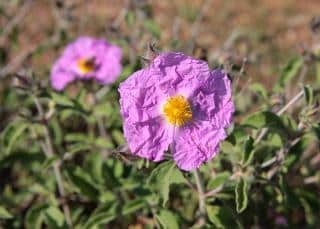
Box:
[42,126,73,228]
[32,95,73,228]
[255,89,305,144]
[193,170,206,222]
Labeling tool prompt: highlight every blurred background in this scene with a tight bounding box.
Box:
[1,0,320,86]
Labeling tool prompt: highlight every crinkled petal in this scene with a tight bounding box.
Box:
[153,52,211,97]
[122,117,171,161]
[191,69,234,128]
[172,122,227,171]
[119,68,171,161]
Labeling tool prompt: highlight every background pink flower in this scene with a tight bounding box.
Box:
[50,36,122,90]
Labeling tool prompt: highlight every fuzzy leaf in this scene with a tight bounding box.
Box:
[148,161,186,206]
[235,178,248,213]
[207,172,231,190]
[44,206,65,228]
[242,111,284,130]
[156,209,179,229]
[122,199,146,216]
[1,121,29,155]
[242,136,254,166]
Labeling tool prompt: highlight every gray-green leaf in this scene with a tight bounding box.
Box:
[235,177,248,213]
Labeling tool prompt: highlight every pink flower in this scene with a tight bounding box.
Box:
[50,36,122,90]
[119,52,234,171]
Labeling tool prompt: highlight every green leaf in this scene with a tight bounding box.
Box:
[144,19,161,38]
[242,136,254,166]
[275,56,303,91]
[207,205,237,228]
[44,206,65,228]
[95,137,114,149]
[242,111,284,130]
[0,206,13,219]
[122,199,146,215]
[148,161,186,206]
[303,85,313,106]
[235,178,248,213]
[283,134,316,169]
[83,201,118,229]
[50,92,74,107]
[207,172,231,190]
[66,166,100,200]
[1,120,29,155]
[85,152,104,184]
[249,83,268,99]
[156,209,179,229]
[125,11,135,27]
[41,156,59,170]
[111,129,126,145]
[0,151,44,169]
[25,204,47,229]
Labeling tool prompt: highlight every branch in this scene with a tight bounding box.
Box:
[193,170,206,224]
[255,89,305,144]
[32,96,73,228]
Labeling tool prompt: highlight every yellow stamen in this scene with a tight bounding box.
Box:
[163,95,192,126]
[77,58,95,74]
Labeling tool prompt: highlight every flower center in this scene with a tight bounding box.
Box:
[77,57,95,74]
[163,95,192,126]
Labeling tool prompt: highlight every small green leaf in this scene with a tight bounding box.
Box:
[50,92,74,107]
[207,205,238,228]
[122,199,146,215]
[249,83,268,99]
[303,85,313,106]
[83,201,117,229]
[44,206,65,228]
[111,129,126,145]
[207,172,231,190]
[207,206,224,228]
[0,206,13,219]
[25,204,47,229]
[66,166,100,200]
[283,134,316,169]
[1,121,29,154]
[85,152,104,184]
[144,19,161,38]
[242,136,254,166]
[235,178,248,213]
[41,156,59,170]
[156,209,179,229]
[125,11,135,27]
[148,161,186,206]
[275,56,303,91]
[242,111,284,130]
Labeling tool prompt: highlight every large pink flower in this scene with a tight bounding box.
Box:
[50,36,122,91]
[119,52,234,171]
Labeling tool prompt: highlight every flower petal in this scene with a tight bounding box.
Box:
[50,61,76,91]
[95,44,122,84]
[172,122,227,171]
[119,68,171,161]
[122,117,171,161]
[191,69,234,128]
